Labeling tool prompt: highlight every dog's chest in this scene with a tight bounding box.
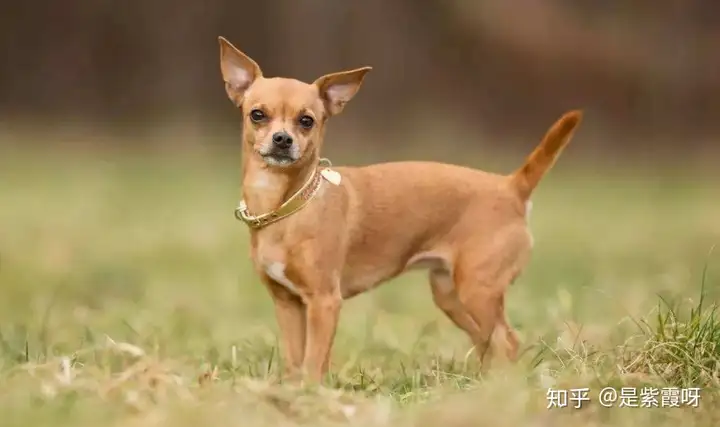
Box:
[251,234,303,297]
[263,261,301,296]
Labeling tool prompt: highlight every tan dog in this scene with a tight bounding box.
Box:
[218,36,582,382]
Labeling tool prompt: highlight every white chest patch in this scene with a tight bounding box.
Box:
[265,262,301,296]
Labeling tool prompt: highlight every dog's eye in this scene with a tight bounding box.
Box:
[298,115,314,129]
[249,109,266,122]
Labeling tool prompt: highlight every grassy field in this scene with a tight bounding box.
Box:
[0,140,718,426]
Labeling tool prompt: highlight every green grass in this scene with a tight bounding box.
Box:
[0,140,719,426]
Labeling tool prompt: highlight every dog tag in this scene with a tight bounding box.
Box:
[320,168,342,186]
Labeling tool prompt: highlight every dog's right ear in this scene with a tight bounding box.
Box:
[218,36,262,108]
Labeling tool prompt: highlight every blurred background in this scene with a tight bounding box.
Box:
[0,0,718,382]
[1,0,719,163]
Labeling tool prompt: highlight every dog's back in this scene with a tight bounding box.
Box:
[334,162,522,295]
[333,111,582,300]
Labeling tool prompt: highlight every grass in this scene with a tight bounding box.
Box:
[0,138,719,426]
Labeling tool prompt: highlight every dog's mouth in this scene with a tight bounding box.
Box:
[261,151,298,166]
[256,140,303,167]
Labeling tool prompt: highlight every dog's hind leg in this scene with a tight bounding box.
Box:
[430,269,485,346]
[455,276,518,370]
[452,234,529,370]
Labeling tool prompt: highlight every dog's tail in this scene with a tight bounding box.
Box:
[509,110,582,200]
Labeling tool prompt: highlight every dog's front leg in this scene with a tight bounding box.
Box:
[302,288,342,383]
[261,275,307,379]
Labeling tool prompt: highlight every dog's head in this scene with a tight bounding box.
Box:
[218,37,371,169]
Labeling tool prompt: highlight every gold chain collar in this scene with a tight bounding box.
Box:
[234,158,341,229]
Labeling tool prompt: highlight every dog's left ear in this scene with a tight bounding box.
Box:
[313,67,372,116]
[218,36,262,108]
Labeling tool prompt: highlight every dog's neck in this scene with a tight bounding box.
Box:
[241,150,317,216]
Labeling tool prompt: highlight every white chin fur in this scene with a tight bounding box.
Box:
[262,155,297,167]
[257,142,300,167]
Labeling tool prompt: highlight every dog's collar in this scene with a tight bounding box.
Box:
[234,158,342,229]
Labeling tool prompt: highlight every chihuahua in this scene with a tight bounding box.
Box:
[218,36,582,382]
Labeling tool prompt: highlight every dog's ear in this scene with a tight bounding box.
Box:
[218,36,262,108]
[313,67,372,116]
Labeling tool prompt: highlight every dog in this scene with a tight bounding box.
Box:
[217,36,582,382]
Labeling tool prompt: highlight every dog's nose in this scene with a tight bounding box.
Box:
[272,131,293,149]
